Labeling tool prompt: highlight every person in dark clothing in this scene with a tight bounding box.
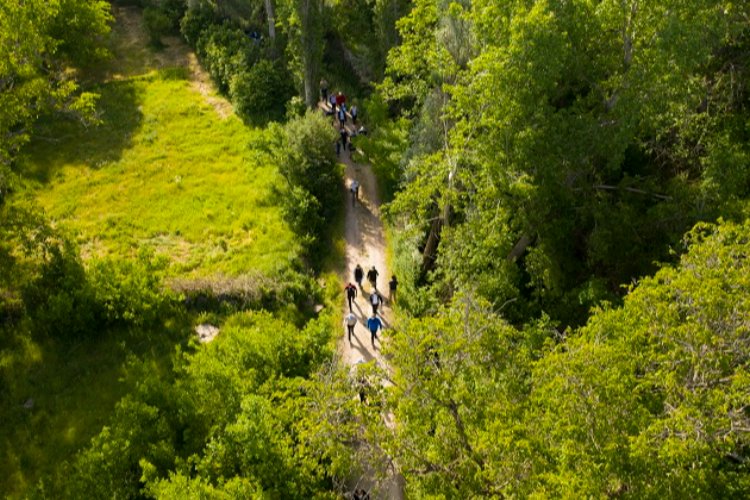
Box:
[354,264,364,288]
[345,282,357,311]
[337,107,346,128]
[366,266,379,290]
[389,275,398,303]
[320,78,328,103]
[339,127,348,153]
[353,488,370,500]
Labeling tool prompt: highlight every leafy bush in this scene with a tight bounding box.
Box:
[22,242,100,340]
[143,6,171,47]
[88,250,174,329]
[277,112,341,266]
[179,6,217,46]
[230,59,294,124]
[194,24,261,91]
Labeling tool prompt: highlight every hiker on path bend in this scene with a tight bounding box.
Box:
[335,91,346,109]
[344,282,357,312]
[350,104,358,125]
[369,290,382,315]
[328,93,337,112]
[337,106,347,128]
[367,313,383,348]
[344,311,357,342]
[354,264,364,288]
[350,179,360,207]
[337,127,348,156]
[320,78,329,103]
[367,266,379,290]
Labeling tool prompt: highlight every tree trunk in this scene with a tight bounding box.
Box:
[299,0,320,108]
[421,212,442,276]
[263,0,276,41]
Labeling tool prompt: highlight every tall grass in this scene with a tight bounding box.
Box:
[18,71,298,278]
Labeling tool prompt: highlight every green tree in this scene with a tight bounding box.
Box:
[0,0,111,165]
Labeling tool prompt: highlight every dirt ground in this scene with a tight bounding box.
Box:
[109,5,232,118]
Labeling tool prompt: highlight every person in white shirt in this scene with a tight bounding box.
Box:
[344,312,357,342]
[369,290,382,315]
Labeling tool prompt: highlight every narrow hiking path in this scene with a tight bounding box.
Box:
[323,105,405,499]
[338,134,394,367]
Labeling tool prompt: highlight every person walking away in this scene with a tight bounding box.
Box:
[338,127,348,156]
[345,282,357,311]
[337,106,346,128]
[335,91,346,110]
[367,314,383,348]
[350,104,358,124]
[350,179,360,207]
[320,78,329,103]
[369,290,382,315]
[354,264,364,288]
[367,266,379,290]
[389,275,398,303]
[344,311,357,342]
[329,93,337,112]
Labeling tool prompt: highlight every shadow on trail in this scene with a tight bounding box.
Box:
[349,332,377,363]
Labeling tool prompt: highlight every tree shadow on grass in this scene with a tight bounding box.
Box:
[16,79,144,184]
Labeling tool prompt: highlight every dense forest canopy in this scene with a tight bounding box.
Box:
[1,0,749,498]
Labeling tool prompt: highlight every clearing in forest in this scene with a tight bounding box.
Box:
[16,6,296,278]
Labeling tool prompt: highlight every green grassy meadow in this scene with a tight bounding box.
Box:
[18,71,297,278]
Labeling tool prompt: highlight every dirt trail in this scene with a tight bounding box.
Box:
[328,107,405,499]
[338,137,394,366]
[109,5,232,118]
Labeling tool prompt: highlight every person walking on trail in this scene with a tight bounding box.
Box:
[354,264,364,288]
[367,266,379,290]
[328,93,337,112]
[335,91,346,109]
[350,179,360,207]
[320,78,329,103]
[340,126,348,147]
[344,311,357,342]
[369,290,382,315]
[344,282,357,311]
[389,275,399,303]
[367,313,383,348]
[350,104,358,125]
[337,106,346,128]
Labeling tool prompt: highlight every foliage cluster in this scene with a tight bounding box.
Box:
[276,111,342,268]
[0,0,111,167]
[339,220,750,498]
[180,6,294,123]
[35,306,338,499]
[372,0,750,328]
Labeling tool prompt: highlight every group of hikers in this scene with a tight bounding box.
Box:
[321,79,398,349]
[344,264,398,349]
[320,79,366,157]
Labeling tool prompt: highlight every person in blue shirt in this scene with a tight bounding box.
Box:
[366,314,383,348]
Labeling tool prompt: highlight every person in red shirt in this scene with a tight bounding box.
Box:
[335,91,346,109]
